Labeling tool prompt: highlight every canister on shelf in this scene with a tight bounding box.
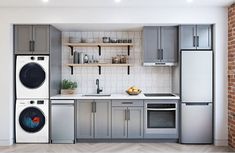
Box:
[73,51,79,64]
[79,52,84,64]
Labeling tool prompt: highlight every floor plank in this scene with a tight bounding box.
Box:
[0,143,233,153]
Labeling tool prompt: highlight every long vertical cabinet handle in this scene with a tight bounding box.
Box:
[161,49,164,60]
[127,109,130,120]
[124,109,127,137]
[91,102,94,137]
[193,36,196,47]
[197,36,199,47]
[29,41,33,51]
[32,41,35,52]
[93,101,96,113]
[157,49,161,60]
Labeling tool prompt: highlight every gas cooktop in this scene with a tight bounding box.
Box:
[144,93,176,97]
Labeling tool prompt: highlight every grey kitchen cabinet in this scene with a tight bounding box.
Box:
[180,25,212,50]
[143,27,161,63]
[111,100,144,139]
[111,107,127,138]
[127,107,143,138]
[161,26,178,63]
[51,100,75,143]
[14,25,50,54]
[143,26,178,65]
[77,100,111,139]
[77,100,93,139]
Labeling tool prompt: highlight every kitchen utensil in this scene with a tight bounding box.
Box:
[103,37,110,43]
[84,54,89,63]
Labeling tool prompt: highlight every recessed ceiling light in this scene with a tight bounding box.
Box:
[114,0,122,3]
[186,0,193,3]
[42,0,49,3]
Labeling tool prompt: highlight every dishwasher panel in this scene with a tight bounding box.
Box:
[51,100,75,143]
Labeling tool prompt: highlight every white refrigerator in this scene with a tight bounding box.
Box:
[180,50,213,144]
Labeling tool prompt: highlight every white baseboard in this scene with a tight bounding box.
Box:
[214,139,228,146]
[0,139,14,146]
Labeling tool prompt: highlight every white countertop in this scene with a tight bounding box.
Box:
[50,93,180,100]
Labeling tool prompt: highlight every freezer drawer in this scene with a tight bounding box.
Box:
[181,103,212,144]
[181,51,213,102]
[51,100,75,143]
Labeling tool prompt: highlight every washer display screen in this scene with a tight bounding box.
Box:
[19,107,45,133]
[19,62,46,89]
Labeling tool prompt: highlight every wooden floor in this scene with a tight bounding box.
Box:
[0,143,234,153]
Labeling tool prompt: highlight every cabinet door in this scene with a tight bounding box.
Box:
[143,27,161,63]
[94,100,111,139]
[127,107,143,139]
[14,25,33,54]
[196,25,212,50]
[112,107,128,138]
[51,101,74,143]
[33,25,50,54]
[161,26,178,63]
[180,25,196,49]
[77,100,93,139]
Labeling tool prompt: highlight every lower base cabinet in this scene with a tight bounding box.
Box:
[77,100,111,139]
[112,100,144,139]
[51,100,75,143]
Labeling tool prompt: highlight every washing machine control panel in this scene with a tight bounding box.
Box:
[37,100,44,104]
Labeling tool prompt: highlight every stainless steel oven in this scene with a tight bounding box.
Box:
[144,100,178,139]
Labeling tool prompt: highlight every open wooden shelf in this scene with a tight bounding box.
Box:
[66,63,131,67]
[64,42,133,56]
[66,63,131,75]
[64,43,133,47]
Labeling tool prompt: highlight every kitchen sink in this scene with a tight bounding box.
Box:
[83,94,111,97]
[144,93,175,97]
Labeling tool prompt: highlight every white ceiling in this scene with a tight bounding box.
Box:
[0,0,233,8]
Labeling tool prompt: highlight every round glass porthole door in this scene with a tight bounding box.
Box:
[19,107,45,133]
[19,62,46,89]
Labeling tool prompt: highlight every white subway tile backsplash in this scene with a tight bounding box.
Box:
[62,31,172,94]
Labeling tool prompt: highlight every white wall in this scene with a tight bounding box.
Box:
[0,7,228,146]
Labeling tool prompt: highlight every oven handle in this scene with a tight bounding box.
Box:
[147,108,176,111]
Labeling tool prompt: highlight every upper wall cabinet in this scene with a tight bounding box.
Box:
[179,25,212,50]
[143,26,178,66]
[14,25,50,54]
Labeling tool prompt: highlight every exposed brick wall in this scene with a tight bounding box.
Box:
[228,3,235,148]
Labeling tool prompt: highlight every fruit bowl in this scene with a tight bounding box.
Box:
[126,89,141,95]
[126,86,142,95]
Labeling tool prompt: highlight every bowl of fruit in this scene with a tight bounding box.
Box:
[126,86,142,95]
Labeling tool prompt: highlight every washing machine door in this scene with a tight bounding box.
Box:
[19,62,46,89]
[19,107,45,133]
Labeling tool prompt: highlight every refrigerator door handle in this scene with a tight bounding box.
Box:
[183,103,210,106]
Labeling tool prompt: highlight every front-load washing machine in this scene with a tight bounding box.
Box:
[15,99,49,143]
[16,55,49,99]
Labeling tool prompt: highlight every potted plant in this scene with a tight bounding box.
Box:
[61,79,78,94]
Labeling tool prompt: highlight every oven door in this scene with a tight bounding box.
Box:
[145,102,178,135]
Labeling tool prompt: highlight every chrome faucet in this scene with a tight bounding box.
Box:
[96,79,103,94]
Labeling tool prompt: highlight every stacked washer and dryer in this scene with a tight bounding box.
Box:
[15,56,49,143]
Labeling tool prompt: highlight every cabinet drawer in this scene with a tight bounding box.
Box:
[112,100,144,107]
[51,100,74,104]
